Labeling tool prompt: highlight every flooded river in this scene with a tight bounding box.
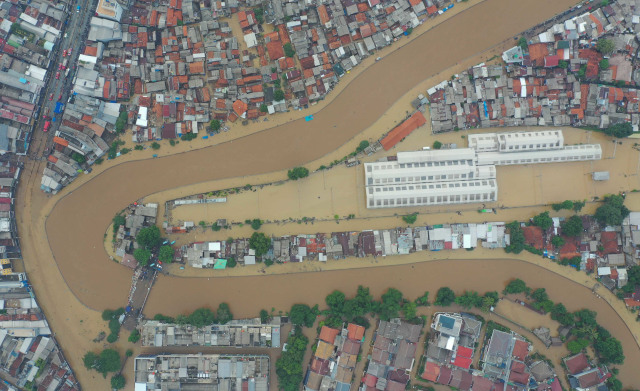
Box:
[35,0,640,386]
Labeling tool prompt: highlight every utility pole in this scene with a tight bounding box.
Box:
[612,140,617,159]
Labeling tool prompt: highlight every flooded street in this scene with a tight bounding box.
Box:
[14,0,640,387]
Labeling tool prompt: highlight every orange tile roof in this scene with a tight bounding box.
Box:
[232,100,248,117]
[381,111,426,150]
[319,326,340,344]
[347,323,365,341]
[189,61,205,74]
[84,46,98,56]
[53,137,69,147]
[317,5,330,24]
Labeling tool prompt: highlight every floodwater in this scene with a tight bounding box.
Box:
[29,0,640,387]
[46,0,583,310]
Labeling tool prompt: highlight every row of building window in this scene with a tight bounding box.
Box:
[489,154,600,165]
[368,192,496,207]
[370,173,471,185]
[370,180,494,193]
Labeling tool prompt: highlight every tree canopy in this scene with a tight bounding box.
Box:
[111,374,126,390]
[289,304,318,327]
[325,290,346,314]
[273,89,285,101]
[532,211,553,230]
[505,221,525,253]
[561,215,584,237]
[596,38,615,55]
[503,278,529,295]
[455,291,482,309]
[216,303,233,324]
[83,349,121,377]
[379,288,404,321]
[158,245,174,263]
[605,123,633,138]
[595,195,630,226]
[136,225,162,248]
[249,232,271,257]
[210,119,221,132]
[275,329,308,391]
[434,287,456,306]
[283,43,295,57]
[133,248,151,266]
[287,167,309,180]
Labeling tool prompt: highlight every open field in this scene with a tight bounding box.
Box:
[15,0,640,388]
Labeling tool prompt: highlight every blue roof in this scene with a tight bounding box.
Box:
[336,382,351,391]
[439,315,455,330]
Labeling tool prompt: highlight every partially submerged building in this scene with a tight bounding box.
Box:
[134,354,269,391]
[365,130,600,209]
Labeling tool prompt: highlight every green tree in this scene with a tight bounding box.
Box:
[216,303,233,324]
[112,215,126,234]
[455,291,482,309]
[605,123,633,138]
[250,219,262,230]
[325,290,346,314]
[287,167,309,180]
[97,349,121,376]
[558,60,568,69]
[480,296,495,313]
[83,352,99,370]
[249,232,271,257]
[595,195,629,226]
[274,89,285,101]
[402,213,417,224]
[128,329,140,343]
[343,286,375,319]
[284,43,295,57]
[210,119,221,132]
[115,111,128,133]
[355,140,370,153]
[289,304,317,327]
[594,336,625,364]
[72,152,86,164]
[561,215,583,237]
[275,329,308,391]
[517,36,528,51]
[551,236,565,248]
[503,278,529,295]
[505,221,525,253]
[567,338,590,354]
[111,374,125,390]
[433,141,442,149]
[596,38,615,56]
[599,59,609,70]
[254,7,264,24]
[133,248,151,266]
[415,291,430,306]
[550,303,573,325]
[531,288,548,302]
[158,245,174,263]
[402,301,417,320]
[260,104,268,113]
[573,200,586,212]
[151,142,160,150]
[552,200,574,211]
[379,288,404,321]
[434,287,456,306]
[260,309,270,323]
[136,225,162,248]
[532,211,553,230]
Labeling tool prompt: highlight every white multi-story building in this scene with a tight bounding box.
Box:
[476,144,602,166]
[365,179,498,209]
[364,130,601,209]
[468,130,564,153]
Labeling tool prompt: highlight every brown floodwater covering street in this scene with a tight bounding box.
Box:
[16,0,640,388]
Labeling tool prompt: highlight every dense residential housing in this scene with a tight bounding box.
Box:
[428,0,640,133]
[139,317,281,348]
[304,323,365,391]
[175,221,508,269]
[0,273,80,391]
[134,354,270,391]
[362,319,421,391]
[364,129,601,209]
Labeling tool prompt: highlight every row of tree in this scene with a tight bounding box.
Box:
[503,279,625,365]
[133,225,175,266]
[153,304,234,327]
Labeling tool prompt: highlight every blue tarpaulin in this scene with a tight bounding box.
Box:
[305,115,314,122]
[54,102,64,114]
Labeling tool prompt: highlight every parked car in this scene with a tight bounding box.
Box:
[58,94,62,101]
[43,121,51,132]
[55,72,60,79]
[48,93,53,101]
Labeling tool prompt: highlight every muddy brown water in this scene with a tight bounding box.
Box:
[40,0,640,386]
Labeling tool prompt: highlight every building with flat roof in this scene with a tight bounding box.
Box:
[134,354,269,391]
[364,130,600,209]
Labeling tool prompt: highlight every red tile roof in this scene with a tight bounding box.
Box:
[319,326,340,344]
[512,340,529,360]
[347,323,365,341]
[565,353,589,375]
[421,362,440,382]
[380,111,426,150]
